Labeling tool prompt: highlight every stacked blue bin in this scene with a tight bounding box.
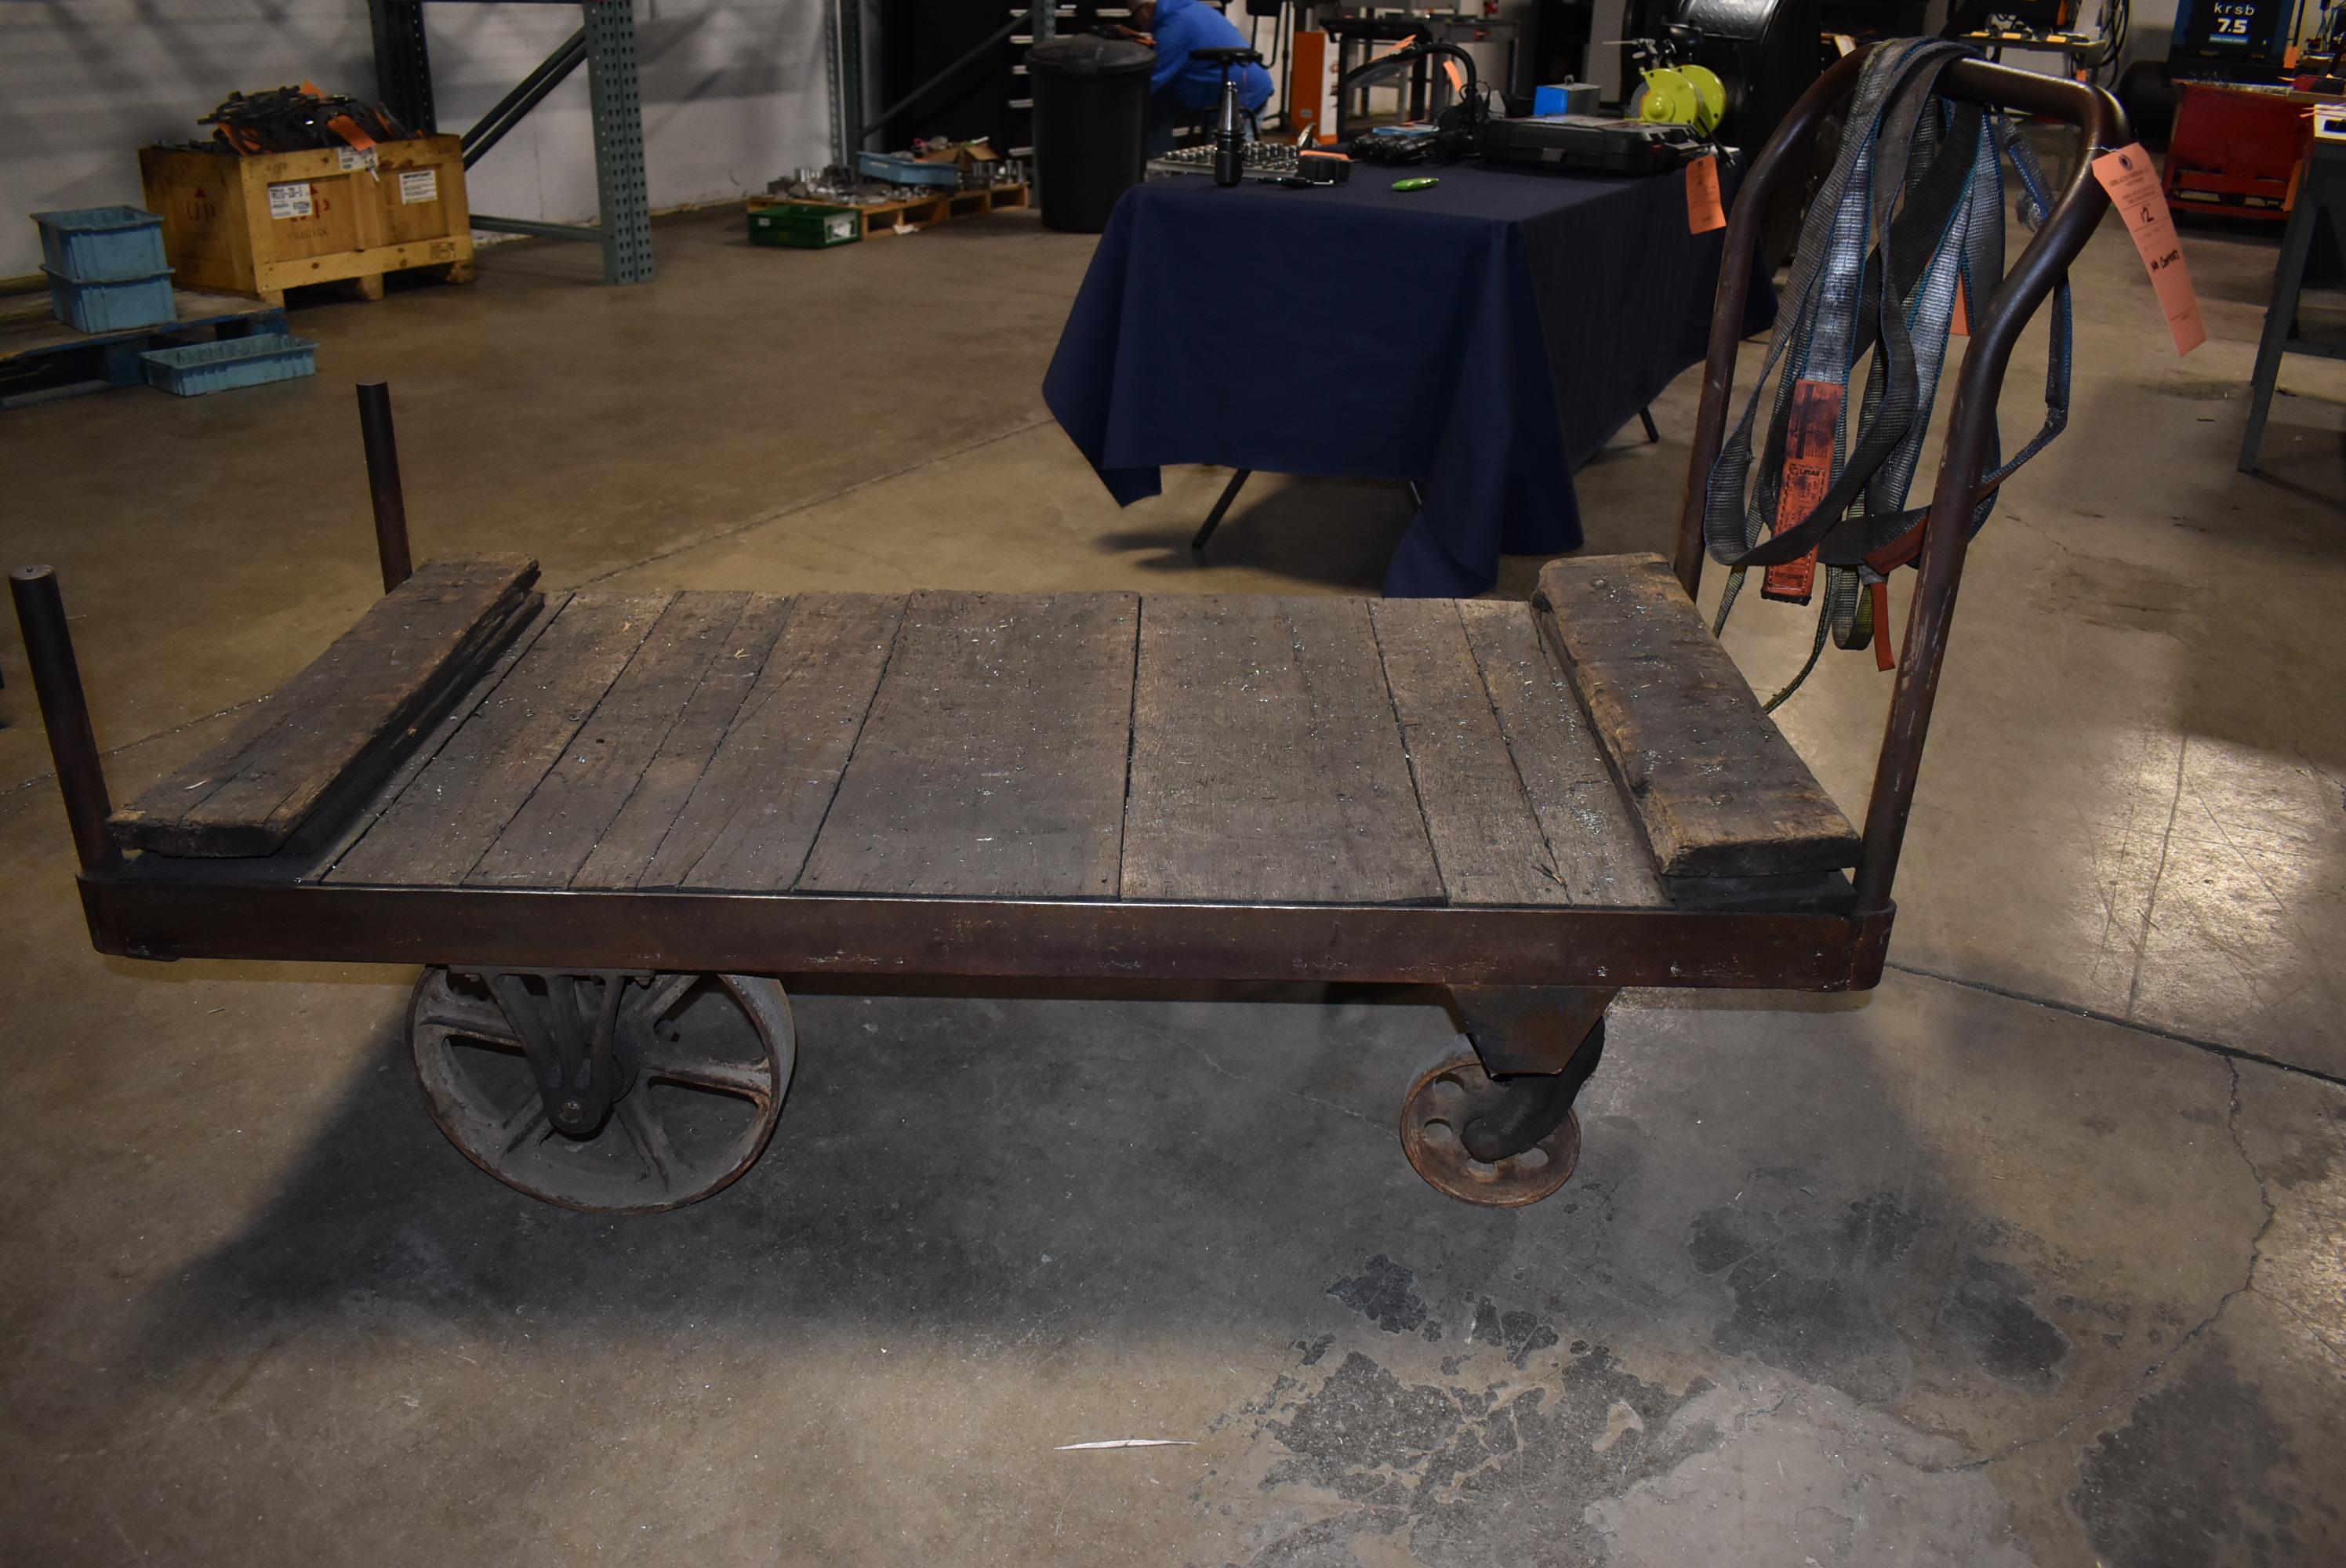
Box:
[32,207,176,333]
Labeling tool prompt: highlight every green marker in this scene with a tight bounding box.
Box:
[1391,176,1440,192]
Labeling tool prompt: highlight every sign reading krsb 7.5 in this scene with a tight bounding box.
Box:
[2173,0,2290,64]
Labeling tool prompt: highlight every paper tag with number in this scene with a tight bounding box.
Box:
[2091,143,2203,355]
[336,145,380,173]
[267,180,314,220]
[399,168,439,205]
[1686,154,1725,234]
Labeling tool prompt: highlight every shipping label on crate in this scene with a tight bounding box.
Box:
[399,169,439,205]
[267,180,314,220]
[336,145,380,173]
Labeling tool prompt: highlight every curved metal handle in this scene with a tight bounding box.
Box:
[1661,43,2126,919]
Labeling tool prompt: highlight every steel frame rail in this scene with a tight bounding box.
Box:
[368,0,653,285]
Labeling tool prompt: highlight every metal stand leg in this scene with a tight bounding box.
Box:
[2239,161,2332,473]
[1639,406,1660,443]
[1192,469,1251,552]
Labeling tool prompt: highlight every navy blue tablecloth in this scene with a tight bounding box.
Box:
[1043,161,1774,597]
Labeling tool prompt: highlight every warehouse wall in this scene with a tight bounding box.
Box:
[0,1,841,279]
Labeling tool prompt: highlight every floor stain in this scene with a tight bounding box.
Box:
[1233,1342,1715,1567]
[1327,1256,1436,1339]
[1695,1190,1927,1403]
[2071,1348,2321,1568]
[1468,1298,1560,1370]
[1935,1258,2072,1392]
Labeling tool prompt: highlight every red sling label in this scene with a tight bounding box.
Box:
[1762,378,1843,603]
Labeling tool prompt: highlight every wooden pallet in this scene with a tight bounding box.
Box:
[0,286,290,410]
[750,183,1030,241]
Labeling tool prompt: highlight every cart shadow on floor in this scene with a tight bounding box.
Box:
[88,972,2319,1565]
[114,974,2115,1410]
[122,982,1916,1347]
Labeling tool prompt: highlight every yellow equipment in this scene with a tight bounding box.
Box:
[1638,62,1726,136]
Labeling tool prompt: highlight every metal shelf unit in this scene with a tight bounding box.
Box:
[368,0,653,285]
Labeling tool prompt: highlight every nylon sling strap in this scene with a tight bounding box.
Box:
[1701,38,2076,703]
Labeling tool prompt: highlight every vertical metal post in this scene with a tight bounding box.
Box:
[583,0,655,285]
[9,568,120,876]
[369,0,437,134]
[1028,4,1055,199]
[827,1,868,168]
[356,383,414,593]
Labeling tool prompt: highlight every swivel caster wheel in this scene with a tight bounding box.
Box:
[1398,1039,1585,1208]
[408,967,794,1214]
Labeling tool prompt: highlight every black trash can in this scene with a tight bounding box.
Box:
[1026,34,1156,234]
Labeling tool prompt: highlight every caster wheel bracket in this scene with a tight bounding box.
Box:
[465,967,646,1137]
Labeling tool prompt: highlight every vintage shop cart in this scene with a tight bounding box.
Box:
[12,53,2122,1215]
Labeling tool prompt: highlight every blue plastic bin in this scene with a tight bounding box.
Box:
[140,332,318,397]
[45,267,177,333]
[855,151,965,187]
[32,206,170,282]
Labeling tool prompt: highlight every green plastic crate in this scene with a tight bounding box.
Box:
[748,204,862,249]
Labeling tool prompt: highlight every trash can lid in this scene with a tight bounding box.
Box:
[1026,34,1157,75]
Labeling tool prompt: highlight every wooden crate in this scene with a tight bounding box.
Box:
[139,136,477,304]
[750,183,1030,242]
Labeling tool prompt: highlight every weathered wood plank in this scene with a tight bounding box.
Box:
[329,593,667,885]
[467,592,753,888]
[1533,554,1859,878]
[1369,598,1574,907]
[628,593,904,891]
[568,593,794,889]
[1457,600,1666,908]
[1122,595,1443,906]
[306,592,573,882]
[794,591,1136,898]
[109,555,539,857]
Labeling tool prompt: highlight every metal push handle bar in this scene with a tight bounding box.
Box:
[1668,45,2125,917]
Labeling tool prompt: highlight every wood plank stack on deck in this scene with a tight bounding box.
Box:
[107,556,539,858]
[1531,554,1860,879]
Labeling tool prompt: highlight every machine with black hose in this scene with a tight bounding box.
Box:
[1335,37,1495,162]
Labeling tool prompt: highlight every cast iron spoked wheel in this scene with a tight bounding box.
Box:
[1398,1041,1581,1208]
[408,968,794,1214]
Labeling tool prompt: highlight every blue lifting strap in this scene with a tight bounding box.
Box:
[1703,37,2076,706]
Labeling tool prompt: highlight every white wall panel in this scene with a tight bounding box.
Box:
[1,1,836,277]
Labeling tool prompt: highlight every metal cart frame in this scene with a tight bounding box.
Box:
[12,49,2123,1212]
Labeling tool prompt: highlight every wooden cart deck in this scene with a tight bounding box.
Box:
[75,552,1880,989]
[108,555,1857,906]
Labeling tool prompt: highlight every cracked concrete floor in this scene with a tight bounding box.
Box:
[2,187,2342,1566]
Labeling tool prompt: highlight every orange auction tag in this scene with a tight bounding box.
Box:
[2283,44,2301,69]
[2092,143,2204,355]
[1686,154,1725,234]
[1948,277,1969,336]
[1762,378,1843,604]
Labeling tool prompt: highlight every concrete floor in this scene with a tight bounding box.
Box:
[2,191,2342,1566]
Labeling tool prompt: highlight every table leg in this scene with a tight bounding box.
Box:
[1191,468,1252,552]
[2239,172,2322,474]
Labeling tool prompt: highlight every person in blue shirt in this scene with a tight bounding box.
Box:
[1128,0,1273,154]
